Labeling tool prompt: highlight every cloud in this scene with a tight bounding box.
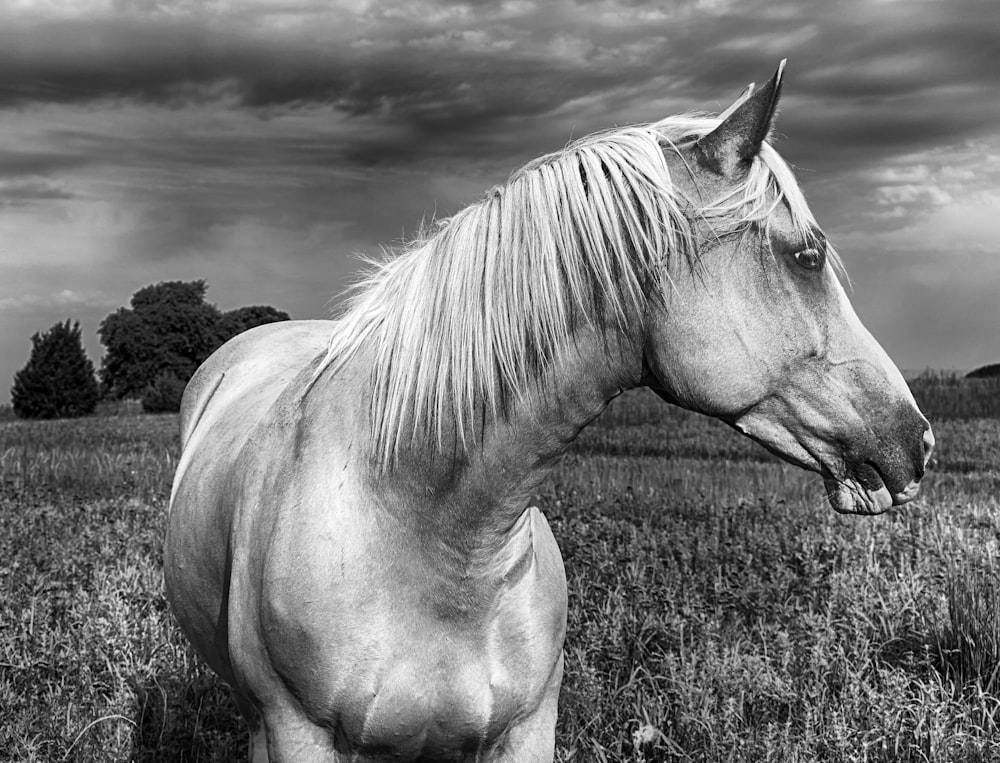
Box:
[875,183,952,208]
[0,1,677,118]
[0,0,997,389]
[0,289,118,312]
[2,0,996,178]
[0,178,73,206]
[804,135,1000,236]
[839,191,1000,257]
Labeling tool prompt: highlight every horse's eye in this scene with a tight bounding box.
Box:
[794,248,823,271]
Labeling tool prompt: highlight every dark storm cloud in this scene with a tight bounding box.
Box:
[0,0,994,257]
[737,1,999,160]
[3,0,997,176]
[3,0,997,227]
[0,4,678,150]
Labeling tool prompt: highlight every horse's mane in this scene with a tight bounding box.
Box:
[316,114,830,467]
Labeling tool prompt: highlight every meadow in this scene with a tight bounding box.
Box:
[1,373,999,761]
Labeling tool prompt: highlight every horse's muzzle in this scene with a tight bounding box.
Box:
[825,419,934,515]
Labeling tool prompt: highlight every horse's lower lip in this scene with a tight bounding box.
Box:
[822,473,893,515]
[862,461,922,507]
[891,480,922,506]
[820,456,923,515]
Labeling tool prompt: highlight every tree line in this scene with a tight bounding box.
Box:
[10,280,289,418]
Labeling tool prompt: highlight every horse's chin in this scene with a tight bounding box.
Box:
[823,476,914,515]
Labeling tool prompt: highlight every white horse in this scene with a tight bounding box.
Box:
[166,62,934,761]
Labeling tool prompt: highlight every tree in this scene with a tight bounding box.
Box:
[11,320,99,419]
[98,281,291,412]
[141,370,189,414]
[98,280,226,399]
[967,363,1000,379]
[219,305,291,339]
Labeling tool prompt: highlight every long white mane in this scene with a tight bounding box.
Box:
[317,115,824,467]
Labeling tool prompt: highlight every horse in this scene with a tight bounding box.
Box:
[165,61,934,761]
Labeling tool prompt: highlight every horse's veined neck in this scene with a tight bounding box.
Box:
[369,322,645,510]
[319,128,692,469]
[316,114,828,471]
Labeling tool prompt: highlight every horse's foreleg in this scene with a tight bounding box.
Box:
[231,690,269,763]
[259,704,344,763]
[495,651,564,762]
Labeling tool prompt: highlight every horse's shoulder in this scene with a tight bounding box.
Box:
[179,320,333,451]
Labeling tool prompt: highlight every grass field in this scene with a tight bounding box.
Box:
[2,374,999,761]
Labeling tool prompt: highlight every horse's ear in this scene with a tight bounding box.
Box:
[716,82,755,122]
[696,59,786,177]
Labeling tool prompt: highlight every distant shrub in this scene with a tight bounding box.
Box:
[967,363,1000,380]
[11,320,100,419]
[141,371,187,414]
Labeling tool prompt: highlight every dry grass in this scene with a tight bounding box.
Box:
[2,378,999,761]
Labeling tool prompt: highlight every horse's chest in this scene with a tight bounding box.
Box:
[266,609,543,757]
[251,497,566,757]
[329,649,520,757]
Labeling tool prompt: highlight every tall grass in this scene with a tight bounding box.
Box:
[908,370,1000,420]
[0,415,178,500]
[932,558,1000,697]
[1,379,998,760]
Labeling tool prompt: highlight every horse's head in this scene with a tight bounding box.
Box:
[643,61,933,514]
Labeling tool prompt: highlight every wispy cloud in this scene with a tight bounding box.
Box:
[0,178,73,206]
[0,289,118,312]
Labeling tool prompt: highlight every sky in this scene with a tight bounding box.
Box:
[2,0,1000,397]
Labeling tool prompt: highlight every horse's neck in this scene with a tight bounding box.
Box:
[373,327,643,560]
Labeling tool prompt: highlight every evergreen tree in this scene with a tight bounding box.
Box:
[11,320,100,419]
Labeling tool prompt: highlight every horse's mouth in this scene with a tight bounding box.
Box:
[821,461,921,516]
[729,412,928,516]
